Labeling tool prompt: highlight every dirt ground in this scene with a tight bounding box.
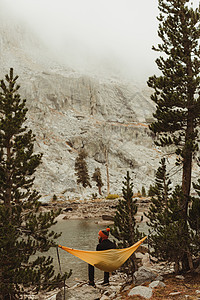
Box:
[120,272,200,300]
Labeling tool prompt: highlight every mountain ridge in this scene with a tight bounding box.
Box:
[1,7,196,201]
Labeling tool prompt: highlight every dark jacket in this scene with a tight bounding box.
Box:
[96,239,116,251]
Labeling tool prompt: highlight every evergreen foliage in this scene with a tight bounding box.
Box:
[92,167,103,195]
[147,0,200,271]
[111,171,143,279]
[189,179,200,232]
[141,186,146,197]
[148,184,154,197]
[188,179,200,253]
[148,0,200,203]
[0,69,71,299]
[145,159,191,272]
[74,149,91,188]
[52,194,57,202]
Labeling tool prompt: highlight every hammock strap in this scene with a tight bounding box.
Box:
[56,246,66,300]
[56,245,63,275]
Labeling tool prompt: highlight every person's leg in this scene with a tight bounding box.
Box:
[103,272,109,284]
[88,264,95,286]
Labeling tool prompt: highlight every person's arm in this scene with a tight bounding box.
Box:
[96,242,104,251]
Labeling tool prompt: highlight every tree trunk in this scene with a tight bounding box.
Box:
[105,148,110,196]
[98,185,102,196]
[180,32,195,271]
[182,110,193,214]
[187,250,194,270]
[181,31,195,214]
[174,261,180,274]
[181,108,194,271]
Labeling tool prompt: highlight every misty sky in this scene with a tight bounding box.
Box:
[1,0,199,82]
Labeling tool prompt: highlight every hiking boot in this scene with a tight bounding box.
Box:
[101,282,110,286]
[88,281,96,287]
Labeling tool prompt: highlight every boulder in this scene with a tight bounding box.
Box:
[133,266,157,285]
[100,295,110,300]
[175,275,184,280]
[128,286,152,299]
[149,280,165,288]
[102,215,114,221]
[65,285,101,300]
[63,207,73,212]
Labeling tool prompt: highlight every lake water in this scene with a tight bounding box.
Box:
[49,219,105,286]
[49,219,148,286]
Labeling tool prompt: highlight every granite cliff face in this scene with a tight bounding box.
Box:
[1,7,192,201]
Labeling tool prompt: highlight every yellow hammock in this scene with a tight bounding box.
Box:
[58,236,147,272]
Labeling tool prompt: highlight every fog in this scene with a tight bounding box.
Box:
[1,0,199,82]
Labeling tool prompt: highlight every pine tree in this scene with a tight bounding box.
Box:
[145,158,172,226]
[145,159,191,273]
[92,167,103,195]
[111,171,143,279]
[141,186,146,197]
[75,149,91,188]
[0,69,71,299]
[148,184,154,197]
[147,0,200,270]
[188,179,200,254]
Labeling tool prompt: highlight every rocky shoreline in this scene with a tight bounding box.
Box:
[29,250,200,300]
[39,196,150,225]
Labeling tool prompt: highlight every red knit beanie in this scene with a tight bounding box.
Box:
[98,228,110,239]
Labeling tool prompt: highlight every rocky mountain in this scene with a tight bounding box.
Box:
[1,5,197,202]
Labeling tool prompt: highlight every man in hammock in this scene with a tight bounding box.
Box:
[88,227,116,287]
